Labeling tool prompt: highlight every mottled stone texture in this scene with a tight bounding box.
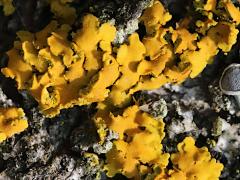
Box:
[0,0,240,179]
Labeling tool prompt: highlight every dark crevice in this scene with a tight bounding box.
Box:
[0,74,23,106]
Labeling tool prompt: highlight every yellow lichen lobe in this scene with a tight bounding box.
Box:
[0,108,28,142]
[104,105,169,178]
[1,0,239,117]
[168,137,224,180]
[1,48,33,89]
[108,33,146,107]
[129,74,169,95]
[143,28,169,60]
[180,36,218,78]
[22,41,48,72]
[41,85,60,110]
[141,0,172,33]
[2,14,118,117]
[172,28,197,54]
[137,45,173,76]
[48,32,74,67]
[195,13,217,35]
[73,14,116,73]
[204,0,216,11]
[35,21,58,49]
[79,53,119,103]
[224,0,240,25]
[49,0,76,24]
[0,0,15,16]
[164,66,191,84]
[208,22,239,52]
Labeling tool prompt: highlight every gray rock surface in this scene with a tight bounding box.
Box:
[0,0,240,179]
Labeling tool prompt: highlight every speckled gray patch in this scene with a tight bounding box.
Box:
[221,67,240,92]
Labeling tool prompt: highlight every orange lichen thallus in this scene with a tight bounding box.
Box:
[0,108,28,142]
[102,105,169,178]
[0,0,15,16]
[2,15,118,117]
[101,106,224,179]
[154,137,224,180]
[1,0,239,118]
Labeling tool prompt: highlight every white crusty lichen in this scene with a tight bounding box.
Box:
[113,0,154,44]
[0,88,14,107]
[214,118,240,159]
[139,98,168,119]
[167,101,199,139]
[93,129,119,154]
[114,19,139,44]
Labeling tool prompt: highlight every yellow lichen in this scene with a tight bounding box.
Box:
[0,1,234,178]
[0,108,28,142]
[108,33,146,107]
[2,14,118,117]
[104,105,169,178]
[164,66,191,84]
[49,0,76,25]
[48,31,74,67]
[168,137,224,180]
[208,22,239,52]
[0,0,15,16]
[1,48,33,89]
[138,45,173,76]
[180,36,218,78]
[79,53,120,103]
[196,13,217,35]
[143,28,170,60]
[204,0,216,11]
[180,21,238,78]
[224,0,240,25]
[141,0,172,33]
[41,85,61,109]
[35,21,58,49]
[16,31,34,43]
[129,75,169,95]
[1,1,238,117]
[172,28,197,54]
[73,14,116,73]
[22,41,48,72]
